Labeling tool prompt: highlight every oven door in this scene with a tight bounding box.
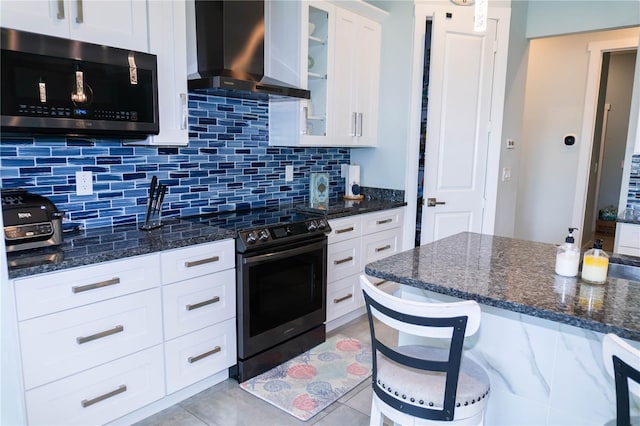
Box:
[237,236,327,360]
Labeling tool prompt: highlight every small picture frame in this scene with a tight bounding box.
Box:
[309,172,329,209]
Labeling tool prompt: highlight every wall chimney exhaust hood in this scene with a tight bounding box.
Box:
[186,0,310,101]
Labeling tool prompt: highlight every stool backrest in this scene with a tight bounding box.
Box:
[360,275,481,421]
[602,333,640,426]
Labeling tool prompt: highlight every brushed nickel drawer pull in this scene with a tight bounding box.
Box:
[81,384,126,408]
[376,218,393,225]
[335,227,355,234]
[72,277,120,293]
[56,0,65,19]
[334,294,353,304]
[185,256,219,268]
[188,346,221,363]
[374,280,388,287]
[186,296,220,311]
[334,256,353,265]
[77,325,124,345]
[375,245,391,253]
[76,0,84,23]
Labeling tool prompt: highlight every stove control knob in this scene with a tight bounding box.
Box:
[307,221,317,232]
[258,229,270,241]
[246,231,257,244]
[317,220,327,230]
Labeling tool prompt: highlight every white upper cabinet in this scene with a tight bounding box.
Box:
[268,0,386,147]
[332,7,381,146]
[138,0,189,146]
[1,0,148,52]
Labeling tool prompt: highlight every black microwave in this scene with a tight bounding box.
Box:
[1,28,159,138]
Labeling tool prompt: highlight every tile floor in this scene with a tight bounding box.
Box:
[134,314,378,426]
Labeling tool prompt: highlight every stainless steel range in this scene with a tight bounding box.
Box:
[190,206,331,382]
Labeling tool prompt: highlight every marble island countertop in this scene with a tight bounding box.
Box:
[365,232,640,341]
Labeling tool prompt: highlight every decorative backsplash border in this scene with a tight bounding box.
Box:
[0,94,349,229]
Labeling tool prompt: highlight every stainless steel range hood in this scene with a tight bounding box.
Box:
[186,0,310,101]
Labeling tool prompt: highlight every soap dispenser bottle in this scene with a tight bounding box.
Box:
[581,239,609,284]
[555,227,580,277]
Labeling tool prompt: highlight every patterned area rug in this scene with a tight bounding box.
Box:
[239,335,372,421]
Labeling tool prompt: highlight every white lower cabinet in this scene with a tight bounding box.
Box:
[614,222,640,256]
[161,240,237,394]
[13,238,237,425]
[19,288,162,390]
[164,318,237,395]
[25,346,164,426]
[326,208,404,324]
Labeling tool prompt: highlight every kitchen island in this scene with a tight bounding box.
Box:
[365,232,640,425]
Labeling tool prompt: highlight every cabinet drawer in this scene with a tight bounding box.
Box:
[362,208,403,234]
[25,346,164,426]
[361,228,401,268]
[14,254,160,320]
[617,223,640,249]
[165,318,237,394]
[328,238,361,282]
[163,268,236,340]
[19,288,162,389]
[327,275,362,322]
[161,240,235,284]
[328,216,362,244]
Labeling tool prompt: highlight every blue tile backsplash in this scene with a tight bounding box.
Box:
[0,93,350,229]
[629,154,640,209]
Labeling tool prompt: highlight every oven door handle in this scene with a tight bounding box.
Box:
[242,239,326,265]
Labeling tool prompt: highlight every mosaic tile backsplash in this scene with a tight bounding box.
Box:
[629,154,640,209]
[0,93,349,229]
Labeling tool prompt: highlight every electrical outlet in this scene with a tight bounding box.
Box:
[506,139,515,149]
[76,171,93,195]
[285,165,294,182]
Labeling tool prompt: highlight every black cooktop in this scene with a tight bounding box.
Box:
[184,205,331,252]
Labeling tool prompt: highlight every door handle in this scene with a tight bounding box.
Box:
[426,198,446,207]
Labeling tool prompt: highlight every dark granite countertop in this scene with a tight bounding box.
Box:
[365,232,640,341]
[7,199,406,280]
[7,219,235,279]
[295,198,406,219]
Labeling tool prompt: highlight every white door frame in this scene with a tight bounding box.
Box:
[571,37,639,247]
[402,4,510,249]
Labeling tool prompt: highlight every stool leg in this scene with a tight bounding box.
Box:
[370,394,384,426]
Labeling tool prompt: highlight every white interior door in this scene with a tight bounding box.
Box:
[420,9,498,244]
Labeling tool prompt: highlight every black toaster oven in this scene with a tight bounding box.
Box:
[2,189,64,252]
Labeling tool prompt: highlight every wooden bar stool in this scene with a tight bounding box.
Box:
[360,275,490,425]
[602,333,640,426]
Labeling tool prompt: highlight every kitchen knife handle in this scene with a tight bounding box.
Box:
[76,0,84,23]
[56,0,65,19]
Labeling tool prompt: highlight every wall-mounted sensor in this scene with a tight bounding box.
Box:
[564,134,576,146]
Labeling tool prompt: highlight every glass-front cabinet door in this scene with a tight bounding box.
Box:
[306,5,329,138]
